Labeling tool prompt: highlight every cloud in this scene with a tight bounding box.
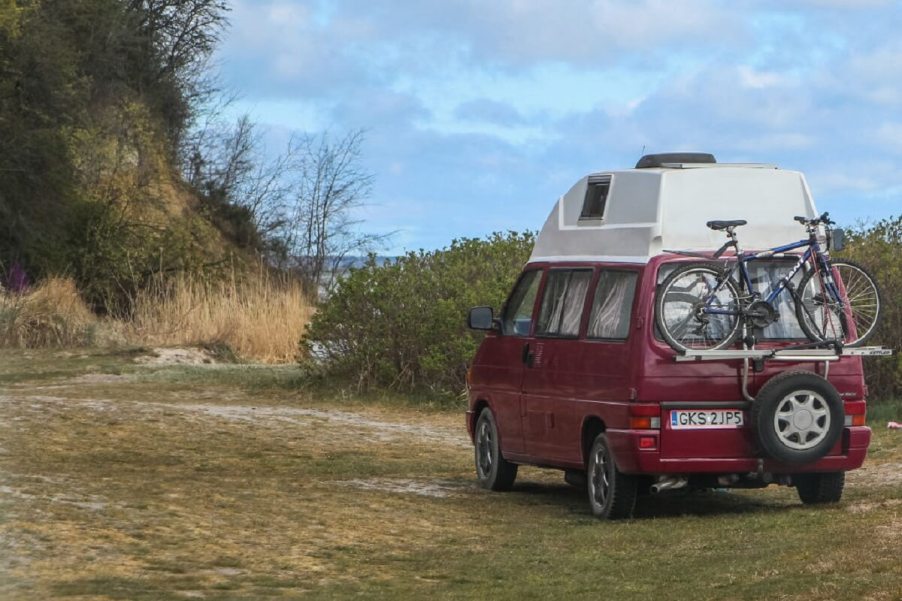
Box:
[454,99,525,126]
[340,0,745,67]
[218,0,376,99]
[792,0,892,8]
[219,0,748,102]
[214,0,902,253]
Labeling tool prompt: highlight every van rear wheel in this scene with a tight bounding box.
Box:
[587,434,637,519]
[795,472,844,504]
[474,409,517,491]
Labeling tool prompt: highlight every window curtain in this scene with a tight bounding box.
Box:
[558,273,590,335]
[749,265,805,339]
[589,272,637,338]
[539,271,591,336]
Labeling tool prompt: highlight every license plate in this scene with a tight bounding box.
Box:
[670,409,744,429]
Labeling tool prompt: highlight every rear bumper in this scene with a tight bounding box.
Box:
[608,426,871,474]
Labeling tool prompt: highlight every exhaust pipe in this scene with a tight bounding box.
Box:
[650,476,689,494]
[717,474,740,486]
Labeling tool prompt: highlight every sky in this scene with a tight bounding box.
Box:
[215,0,902,254]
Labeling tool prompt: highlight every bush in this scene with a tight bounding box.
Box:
[301,232,534,397]
[838,216,902,402]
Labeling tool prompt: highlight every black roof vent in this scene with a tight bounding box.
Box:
[635,152,717,169]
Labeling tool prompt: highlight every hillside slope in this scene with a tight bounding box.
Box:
[0,0,245,313]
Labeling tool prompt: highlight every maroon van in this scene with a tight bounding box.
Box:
[465,154,887,519]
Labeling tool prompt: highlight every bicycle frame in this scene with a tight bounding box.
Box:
[703,236,841,317]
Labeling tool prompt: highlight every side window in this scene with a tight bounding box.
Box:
[579,176,610,220]
[588,270,638,340]
[502,270,542,336]
[536,270,593,337]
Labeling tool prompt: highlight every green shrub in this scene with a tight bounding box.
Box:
[838,216,902,402]
[301,232,534,398]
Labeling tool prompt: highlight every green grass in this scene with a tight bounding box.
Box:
[868,398,902,425]
[0,349,900,600]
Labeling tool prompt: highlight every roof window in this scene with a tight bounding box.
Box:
[579,176,611,220]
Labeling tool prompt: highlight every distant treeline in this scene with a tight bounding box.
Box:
[303,222,902,402]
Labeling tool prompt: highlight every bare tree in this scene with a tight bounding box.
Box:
[181,117,389,288]
[126,0,230,148]
[280,130,390,295]
[182,111,293,250]
[127,0,229,84]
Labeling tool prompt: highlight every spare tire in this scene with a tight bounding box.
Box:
[751,371,844,464]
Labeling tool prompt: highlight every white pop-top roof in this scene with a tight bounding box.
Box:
[529,163,818,264]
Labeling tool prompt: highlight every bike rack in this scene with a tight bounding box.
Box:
[674,332,893,402]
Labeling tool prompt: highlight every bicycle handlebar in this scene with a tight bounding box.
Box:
[793,212,834,227]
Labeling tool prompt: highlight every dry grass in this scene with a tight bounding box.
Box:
[0,350,900,601]
[0,277,98,348]
[0,271,313,363]
[128,269,314,363]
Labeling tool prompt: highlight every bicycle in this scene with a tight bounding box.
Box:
[655,212,881,352]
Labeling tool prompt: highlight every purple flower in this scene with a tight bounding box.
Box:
[6,262,29,294]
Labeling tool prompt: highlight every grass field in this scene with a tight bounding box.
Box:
[0,349,900,600]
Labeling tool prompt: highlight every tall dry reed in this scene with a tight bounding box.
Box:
[129,270,314,363]
[0,277,98,347]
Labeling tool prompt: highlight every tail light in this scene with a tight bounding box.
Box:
[638,436,657,449]
[629,404,661,429]
[844,400,866,427]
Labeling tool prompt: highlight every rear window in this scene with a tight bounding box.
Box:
[656,260,806,340]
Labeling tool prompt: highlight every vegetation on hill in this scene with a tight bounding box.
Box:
[0,0,239,314]
[0,0,366,361]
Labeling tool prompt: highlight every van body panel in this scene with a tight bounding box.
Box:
[469,333,530,455]
[608,426,869,474]
[522,337,635,463]
[530,167,817,263]
[467,252,872,477]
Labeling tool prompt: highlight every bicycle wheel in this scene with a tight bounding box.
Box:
[655,262,742,352]
[796,259,881,347]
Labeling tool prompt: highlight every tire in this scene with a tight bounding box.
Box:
[586,434,637,519]
[751,371,844,464]
[796,259,881,348]
[795,472,845,504]
[656,262,742,352]
[474,408,517,491]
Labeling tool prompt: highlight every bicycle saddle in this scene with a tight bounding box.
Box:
[706,220,747,231]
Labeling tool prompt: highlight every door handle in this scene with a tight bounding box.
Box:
[522,342,534,367]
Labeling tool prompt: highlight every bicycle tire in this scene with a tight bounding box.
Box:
[655,262,742,352]
[795,259,881,347]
